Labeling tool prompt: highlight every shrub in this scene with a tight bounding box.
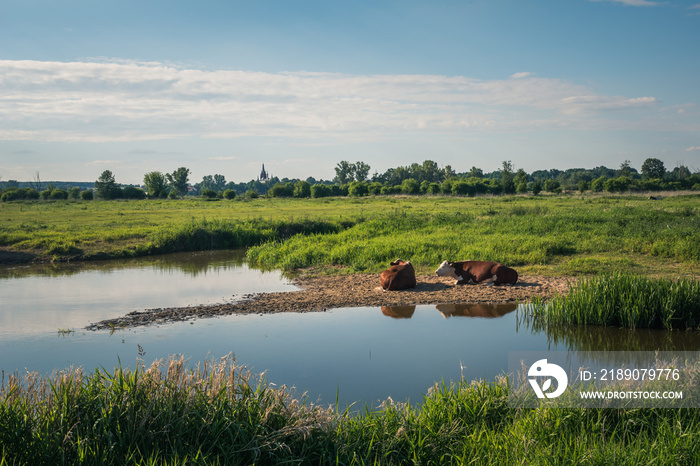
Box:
[311,184,332,198]
[348,181,368,197]
[122,186,146,199]
[49,189,68,200]
[223,189,236,200]
[268,182,294,198]
[201,188,218,199]
[368,182,383,195]
[401,178,420,195]
[80,190,94,200]
[293,180,311,198]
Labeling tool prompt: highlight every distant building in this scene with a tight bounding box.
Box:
[259,164,270,182]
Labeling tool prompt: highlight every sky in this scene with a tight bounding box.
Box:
[1,0,699,185]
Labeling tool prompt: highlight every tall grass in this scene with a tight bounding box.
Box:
[3,357,700,464]
[529,273,700,329]
[0,355,335,465]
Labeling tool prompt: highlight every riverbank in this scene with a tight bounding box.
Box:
[86,272,571,330]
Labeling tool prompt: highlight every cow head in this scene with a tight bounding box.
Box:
[390,259,410,266]
[435,260,458,279]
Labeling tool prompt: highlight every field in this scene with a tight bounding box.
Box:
[1,193,699,278]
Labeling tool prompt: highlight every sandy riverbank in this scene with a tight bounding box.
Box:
[86,273,572,330]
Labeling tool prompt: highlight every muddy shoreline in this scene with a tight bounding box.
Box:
[86,273,571,330]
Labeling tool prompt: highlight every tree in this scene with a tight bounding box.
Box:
[95,170,121,199]
[143,172,169,199]
[501,160,515,194]
[166,167,190,197]
[641,158,665,180]
[352,162,371,182]
[334,161,353,184]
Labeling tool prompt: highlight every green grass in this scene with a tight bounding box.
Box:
[1,194,699,278]
[2,356,700,465]
[528,273,700,329]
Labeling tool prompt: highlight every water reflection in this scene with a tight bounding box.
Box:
[381,303,518,320]
[0,250,294,337]
[381,305,416,319]
[436,303,517,319]
[519,309,700,352]
[0,249,250,279]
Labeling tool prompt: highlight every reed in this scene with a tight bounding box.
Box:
[0,355,335,465]
[529,273,700,329]
[3,359,699,464]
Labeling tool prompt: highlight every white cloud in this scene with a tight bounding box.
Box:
[686,146,700,152]
[0,59,665,143]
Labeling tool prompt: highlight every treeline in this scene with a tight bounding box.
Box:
[1,158,698,202]
[265,158,700,199]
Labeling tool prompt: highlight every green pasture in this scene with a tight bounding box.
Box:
[1,194,698,277]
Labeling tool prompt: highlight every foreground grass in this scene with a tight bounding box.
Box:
[2,356,699,465]
[1,193,698,278]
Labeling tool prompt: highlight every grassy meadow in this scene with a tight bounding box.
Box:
[1,193,698,278]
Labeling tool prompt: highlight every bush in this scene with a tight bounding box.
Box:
[451,181,473,196]
[268,182,294,198]
[49,189,68,200]
[531,181,542,195]
[201,188,218,199]
[368,182,383,195]
[223,189,236,200]
[401,178,420,195]
[122,186,147,199]
[311,184,332,198]
[348,181,368,197]
[80,190,94,200]
[69,187,81,199]
[245,190,259,199]
[293,180,311,198]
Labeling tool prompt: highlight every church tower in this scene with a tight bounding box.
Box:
[259,164,269,182]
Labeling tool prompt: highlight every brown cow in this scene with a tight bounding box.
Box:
[435,260,518,285]
[380,259,417,291]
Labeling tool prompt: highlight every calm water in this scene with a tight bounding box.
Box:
[2,251,699,408]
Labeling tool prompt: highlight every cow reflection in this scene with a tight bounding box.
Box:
[381,305,416,319]
[436,303,517,319]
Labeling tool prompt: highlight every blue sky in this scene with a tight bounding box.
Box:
[1,0,699,184]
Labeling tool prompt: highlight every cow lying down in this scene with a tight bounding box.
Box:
[435,260,518,285]
[380,259,417,291]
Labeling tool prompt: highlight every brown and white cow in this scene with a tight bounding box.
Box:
[380,259,417,291]
[435,260,518,285]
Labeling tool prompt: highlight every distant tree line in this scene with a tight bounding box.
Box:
[1,158,698,202]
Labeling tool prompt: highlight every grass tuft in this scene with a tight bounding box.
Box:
[529,273,700,329]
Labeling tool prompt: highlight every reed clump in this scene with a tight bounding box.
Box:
[3,361,700,464]
[0,355,335,465]
[530,273,700,329]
